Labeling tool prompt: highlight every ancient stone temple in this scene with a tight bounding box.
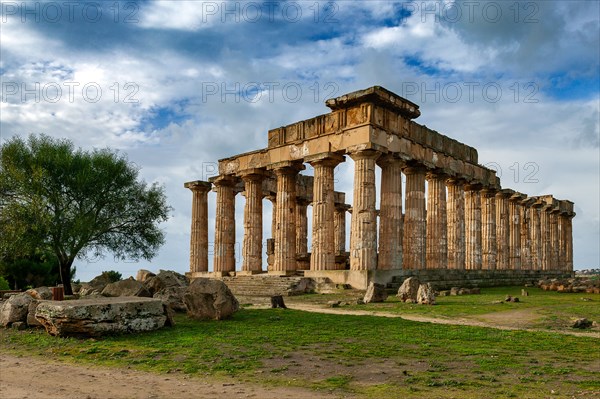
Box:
[185,86,575,289]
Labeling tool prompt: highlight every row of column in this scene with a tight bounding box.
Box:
[188,152,574,274]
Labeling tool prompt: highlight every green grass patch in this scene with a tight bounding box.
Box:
[2,288,599,399]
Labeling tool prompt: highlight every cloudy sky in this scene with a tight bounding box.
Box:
[1,0,598,280]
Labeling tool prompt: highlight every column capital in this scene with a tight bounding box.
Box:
[184,180,212,193]
[210,174,238,187]
[495,188,515,199]
[347,148,382,162]
[446,176,467,186]
[296,197,311,206]
[480,187,498,198]
[509,192,527,203]
[520,197,536,208]
[426,169,448,181]
[237,168,267,181]
[267,160,305,175]
[464,182,483,192]
[305,152,345,167]
[402,162,427,175]
[376,153,403,167]
[335,203,351,212]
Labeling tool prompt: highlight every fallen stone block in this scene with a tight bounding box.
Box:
[35,297,167,337]
[364,282,388,304]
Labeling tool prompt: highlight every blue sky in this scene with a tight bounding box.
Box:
[1,0,598,280]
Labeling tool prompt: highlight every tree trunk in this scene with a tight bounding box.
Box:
[59,259,74,296]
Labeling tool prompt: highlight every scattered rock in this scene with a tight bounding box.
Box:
[505,295,520,303]
[450,287,460,296]
[491,300,504,304]
[162,304,175,327]
[364,282,388,304]
[417,283,436,305]
[397,277,420,303]
[35,297,168,337]
[327,300,341,308]
[512,297,520,303]
[521,289,529,297]
[183,278,239,320]
[580,297,593,302]
[25,287,53,300]
[270,295,287,309]
[101,278,152,298]
[153,286,187,312]
[356,298,365,305]
[572,318,592,329]
[438,290,450,297]
[470,288,481,295]
[27,300,42,328]
[0,293,34,327]
[136,269,156,283]
[79,273,115,296]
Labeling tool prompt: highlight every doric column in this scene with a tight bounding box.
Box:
[377,154,404,270]
[240,170,264,273]
[426,170,447,269]
[508,192,526,270]
[265,193,276,239]
[530,201,543,270]
[550,207,560,271]
[519,198,534,270]
[349,149,380,271]
[185,181,212,273]
[464,183,482,270]
[269,162,304,274]
[402,164,427,270]
[307,153,344,271]
[495,189,513,270]
[540,203,552,271]
[564,212,575,272]
[481,188,497,270]
[334,203,350,257]
[296,198,309,259]
[446,178,465,269]
[213,175,238,274]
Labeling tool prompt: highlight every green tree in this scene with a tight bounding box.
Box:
[0,134,171,295]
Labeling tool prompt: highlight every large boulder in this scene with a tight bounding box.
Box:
[101,277,151,298]
[153,286,187,312]
[143,270,188,296]
[363,282,388,304]
[27,300,42,327]
[183,278,239,320]
[136,269,156,283]
[397,277,420,303]
[35,297,168,337]
[0,293,34,327]
[79,273,115,296]
[417,283,436,305]
[26,286,53,300]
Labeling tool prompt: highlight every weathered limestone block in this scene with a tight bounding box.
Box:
[143,270,189,296]
[101,278,152,297]
[397,277,420,303]
[25,286,53,300]
[79,273,114,296]
[183,278,239,320]
[417,283,436,305]
[0,293,33,327]
[153,286,188,312]
[35,297,167,337]
[363,282,388,303]
[136,269,156,283]
[27,300,42,327]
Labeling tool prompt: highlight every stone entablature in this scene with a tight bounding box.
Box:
[185,86,575,284]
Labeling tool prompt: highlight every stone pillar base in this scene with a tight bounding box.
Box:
[268,270,299,276]
[236,270,266,276]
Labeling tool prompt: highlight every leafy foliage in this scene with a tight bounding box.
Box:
[101,270,123,283]
[0,134,171,294]
[0,276,9,291]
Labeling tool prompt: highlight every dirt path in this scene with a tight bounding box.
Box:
[0,354,352,399]
[285,303,600,338]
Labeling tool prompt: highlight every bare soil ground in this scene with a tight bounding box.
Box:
[0,353,354,399]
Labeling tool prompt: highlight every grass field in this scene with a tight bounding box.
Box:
[2,287,599,398]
